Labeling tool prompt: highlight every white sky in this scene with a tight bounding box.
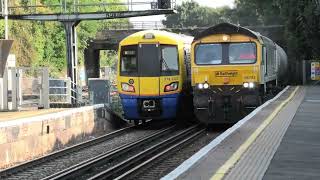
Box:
[129,0,235,22]
[180,0,235,8]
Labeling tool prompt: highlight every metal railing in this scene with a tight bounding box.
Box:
[0,67,50,110]
[49,78,71,104]
[102,21,286,31]
[49,78,83,105]
[105,21,165,30]
[1,0,176,15]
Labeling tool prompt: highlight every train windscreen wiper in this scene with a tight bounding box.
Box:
[161,57,171,71]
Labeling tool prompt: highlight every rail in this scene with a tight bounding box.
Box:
[91,125,204,179]
[44,124,203,180]
[43,125,176,179]
[0,125,136,179]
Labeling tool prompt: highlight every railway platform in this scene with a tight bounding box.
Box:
[0,104,111,169]
[163,84,320,180]
[0,108,64,122]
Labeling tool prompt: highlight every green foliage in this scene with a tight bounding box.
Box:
[163,0,232,28]
[275,0,320,60]
[163,0,320,61]
[229,0,320,60]
[100,50,117,68]
[1,0,128,77]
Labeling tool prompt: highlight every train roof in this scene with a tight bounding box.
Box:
[194,23,264,43]
[120,30,194,45]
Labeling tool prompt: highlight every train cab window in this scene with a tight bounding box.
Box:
[161,46,179,75]
[195,44,222,65]
[120,46,137,76]
[229,43,256,64]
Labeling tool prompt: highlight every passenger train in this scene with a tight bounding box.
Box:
[191,23,288,124]
[117,30,193,124]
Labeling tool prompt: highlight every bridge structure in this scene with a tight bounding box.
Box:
[85,22,286,81]
[0,0,176,106]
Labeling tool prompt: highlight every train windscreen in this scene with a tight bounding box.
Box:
[195,44,222,65]
[120,44,179,77]
[161,45,179,76]
[120,45,138,76]
[229,43,256,64]
[138,44,161,77]
[195,42,256,65]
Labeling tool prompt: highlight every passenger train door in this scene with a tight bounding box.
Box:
[138,43,160,96]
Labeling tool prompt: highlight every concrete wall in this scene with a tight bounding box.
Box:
[0,104,110,169]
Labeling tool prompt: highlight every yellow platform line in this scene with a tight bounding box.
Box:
[211,86,300,180]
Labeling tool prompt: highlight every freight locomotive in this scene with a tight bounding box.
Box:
[117,30,193,125]
[191,23,288,124]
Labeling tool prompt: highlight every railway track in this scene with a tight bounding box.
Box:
[43,124,205,180]
[0,122,173,180]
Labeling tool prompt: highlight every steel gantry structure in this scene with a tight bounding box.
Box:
[0,0,175,106]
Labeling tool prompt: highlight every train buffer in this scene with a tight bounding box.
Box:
[162,84,320,180]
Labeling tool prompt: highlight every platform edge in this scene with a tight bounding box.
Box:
[161,86,290,180]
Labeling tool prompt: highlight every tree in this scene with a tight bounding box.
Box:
[164,0,319,61]
[0,0,128,77]
[275,0,320,60]
[163,0,231,28]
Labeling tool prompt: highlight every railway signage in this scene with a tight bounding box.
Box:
[215,71,238,77]
[311,62,320,80]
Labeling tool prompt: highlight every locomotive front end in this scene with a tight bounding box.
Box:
[191,25,264,124]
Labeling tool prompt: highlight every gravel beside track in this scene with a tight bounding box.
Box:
[129,128,226,180]
[77,126,182,180]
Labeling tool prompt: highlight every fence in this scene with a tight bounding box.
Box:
[88,78,110,105]
[0,66,87,111]
[0,67,49,110]
[0,65,120,111]
[49,78,71,104]
[105,21,165,30]
[49,78,84,107]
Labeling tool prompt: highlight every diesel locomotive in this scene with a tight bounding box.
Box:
[191,23,288,124]
[117,30,193,124]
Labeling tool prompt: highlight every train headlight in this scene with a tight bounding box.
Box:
[164,82,179,92]
[197,83,204,89]
[243,82,255,89]
[248,82,255,88]
[121,83,135,92]
[203,83,209,89]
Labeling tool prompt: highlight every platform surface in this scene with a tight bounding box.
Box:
[0,108,64,122]
[263,85,320,179]
[163,85,320,180]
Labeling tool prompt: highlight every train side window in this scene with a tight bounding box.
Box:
[273,48,277,72]
[267,46,275,75]
[263,46,267,75]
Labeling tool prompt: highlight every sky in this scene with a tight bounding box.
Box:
[129,0,235,22]
[179,0,235,8]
